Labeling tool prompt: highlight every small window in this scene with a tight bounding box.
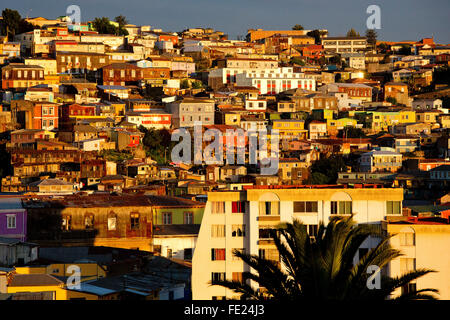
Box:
[400,232,415,246]
[62,215,72,231]
[7,215,16,229]
[211,248,226,261]
[331,201,352,215]
[107,216,117,231]
[211,225,225,238]
[162,212,172,225]
[211,272,226,284]
[130,213,140,229]
[231,201,245,213]
[387,201,401,215]
[85,214,94,230]
[184,211,193,224]
[231,225,246,237]
[211,201,225,214]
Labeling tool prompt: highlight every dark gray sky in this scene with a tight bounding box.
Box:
[2,0,450,43]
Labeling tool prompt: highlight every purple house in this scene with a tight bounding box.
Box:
[0,197,27,242]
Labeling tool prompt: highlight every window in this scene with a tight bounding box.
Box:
[259,248,279,262]
[307,225,318,237]
[400,258,416,274]
[211,249,226,261]
[259,228,276,239]
[330,201,352,215]
[62,215,71,231]
[211,201,225,214]
[387,201,401,215]
[184,248,193,260]
[211,225,225,238]
[232,249,245,261]
[400,232,415,246]
[259,201,280,215]
[402,283,417,295]
[130,213,140,229]
[232,272,244,284]
[184,211,193,224]
[294,201,318,213]
[107,215,117,231]
[231,225,246,237]
[162,212,172,225]
[84,214,94,229]
[7,215,16,229]
[211,272,226,284]
[232,201,245,213]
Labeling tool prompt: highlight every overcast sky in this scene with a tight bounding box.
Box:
[2,0,450,43]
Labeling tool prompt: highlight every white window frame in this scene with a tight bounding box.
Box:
[7,214,16,229]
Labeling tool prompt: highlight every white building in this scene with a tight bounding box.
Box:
[322,37,367,53]
[235,67,316,95]
[192,186,404,300]
[412,99,446,113]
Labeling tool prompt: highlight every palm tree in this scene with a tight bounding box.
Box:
[212,216,438,300]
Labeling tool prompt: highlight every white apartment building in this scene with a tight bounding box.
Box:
[235,67,316,95]
[322,37,367,53]
[412,99,446,112]
[192,186,404,300]
[208,59,279,90]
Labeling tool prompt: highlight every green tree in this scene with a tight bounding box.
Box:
[1,9,36,39]
[398,44,412,56]
[308,154,347,184]
[290,57,305,66]
[308,172,329,185]
[306,29,327,45]
[191,81,203,89]
[1,9,21,38]
[92,17,128,36]
[386,97,398,105]
[365,29,377,49]
[346,28,360,38]
[433,66,450,85]
[114,15,129,36]
[337,126,366,139]
[214,217,438,300]
[114,15,128,27]
[140,127,175,164]
[180,79,190,89]
[292,24,304,31]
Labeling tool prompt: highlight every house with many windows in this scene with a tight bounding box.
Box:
[192,185,404,300]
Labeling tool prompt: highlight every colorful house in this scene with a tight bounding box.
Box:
[0,198,27,242]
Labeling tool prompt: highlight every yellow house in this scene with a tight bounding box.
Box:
[415,111,441,124]
[15,263,107,279]
[43,74,60,86]
[271,119,308,141]
[439,114,450,128]
[387,219,450,299]
[369,111,416,132]
[24,58,57,76]
[7,263,117,300]
[6,273,119,300]
[224,112,241,126]
[326,117,358,136]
